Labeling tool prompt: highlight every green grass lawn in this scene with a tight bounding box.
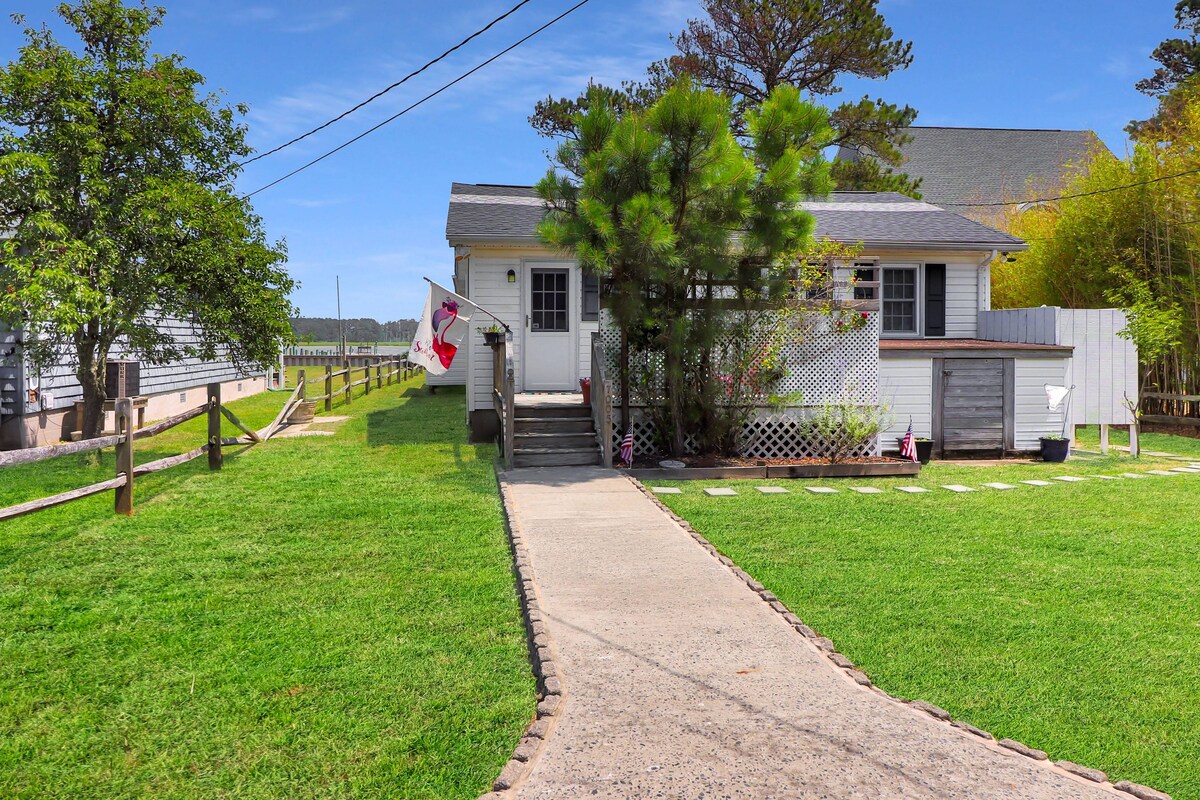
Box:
[653,454,1200,799]
[1076,423,1200,459]
[0,378,532,799]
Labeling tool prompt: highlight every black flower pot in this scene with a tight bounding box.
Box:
[897,438,934,464]
[1040,437,1070,463]
[483,331,502,346]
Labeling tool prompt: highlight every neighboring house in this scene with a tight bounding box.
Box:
[0,319,268,449]
[837,126,1103,216]
[443,182,1135,458]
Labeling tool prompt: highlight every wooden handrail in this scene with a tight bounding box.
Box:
[591,332,613,468]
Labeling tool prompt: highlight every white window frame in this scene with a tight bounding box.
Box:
[881,263,921,337]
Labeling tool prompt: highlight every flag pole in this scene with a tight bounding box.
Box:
[423,276,512,333]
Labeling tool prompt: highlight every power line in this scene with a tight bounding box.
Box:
[239,0,533,168]
[1017,217,1200,244]
[941,165,1200,208]
[242,0,593,200]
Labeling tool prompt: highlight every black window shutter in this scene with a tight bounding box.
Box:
[582,273,600,321]
[924,264,946,337]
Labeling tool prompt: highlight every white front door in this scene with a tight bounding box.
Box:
[522,264,576,390]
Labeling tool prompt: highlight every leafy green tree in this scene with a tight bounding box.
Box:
[1129,0,1200,138]
[536,82,832,455]
[1000,95,1200,406]
[531,0,918,194]
[0,0,293,438]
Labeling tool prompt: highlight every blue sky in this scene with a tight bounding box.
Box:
[0,1,1177,322]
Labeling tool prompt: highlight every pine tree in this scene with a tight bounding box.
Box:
[536,82,832,455]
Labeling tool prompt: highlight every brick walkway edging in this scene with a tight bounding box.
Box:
[628,476,1173,800]
[478,470,565,800]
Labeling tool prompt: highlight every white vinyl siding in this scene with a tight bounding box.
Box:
[462,253,523,412]
[460,248,594,412]
[879,357,933,445]
[1014,358,1070,449]
[944,264,979,337]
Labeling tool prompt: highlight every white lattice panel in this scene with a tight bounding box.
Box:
[609,406,877,459]
[598,309,879,408]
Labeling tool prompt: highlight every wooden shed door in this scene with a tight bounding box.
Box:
[937,358,1007,455]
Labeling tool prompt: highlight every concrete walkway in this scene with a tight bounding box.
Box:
[503,466,1126,800]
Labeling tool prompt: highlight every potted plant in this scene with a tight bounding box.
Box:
[895,436,934,464]
[1040,435,1070,463]
[480,324,504,346]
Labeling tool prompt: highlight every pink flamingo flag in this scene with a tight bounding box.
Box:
[409,281,474,375]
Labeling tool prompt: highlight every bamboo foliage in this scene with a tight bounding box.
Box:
[995,92,1200,418]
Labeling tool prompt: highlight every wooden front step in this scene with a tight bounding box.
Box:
[512,447,601,468]
[514,403,591,419]
[515,417,595,434]
[515,431,597,450]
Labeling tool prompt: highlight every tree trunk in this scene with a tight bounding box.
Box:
[76,341,109,440]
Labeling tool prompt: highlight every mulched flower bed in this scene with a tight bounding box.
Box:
[623,454,900,469]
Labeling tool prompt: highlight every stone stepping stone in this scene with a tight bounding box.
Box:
[756,486,789,494]
[1020,480,1054,486]
[941,485,976,493]
[651,486,682,494]
[1146,470,1178,476]
[704,488,737,496]
[805,486,839,494]
[1120,473,1147,479]
[982,482,1018,490]
[1169,467,1200,473]
[1092,475,1121,480]
[850,487,884,494]
[896,486,930,493]
[1053,476,1087,482]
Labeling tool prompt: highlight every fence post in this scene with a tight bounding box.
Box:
[208,382,223,471]
[364,364,371,395]
[115,398,134,515]
[386,360,393,386]
[376,361,383,389]
[298,369,307,402]
[344,358,352,405]
[324,365,333,413]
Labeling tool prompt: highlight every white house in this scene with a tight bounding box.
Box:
[444,182,1135,460]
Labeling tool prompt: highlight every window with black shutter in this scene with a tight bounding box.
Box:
[582,272,599,321]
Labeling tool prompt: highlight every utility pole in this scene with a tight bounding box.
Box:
[336,274,345,359]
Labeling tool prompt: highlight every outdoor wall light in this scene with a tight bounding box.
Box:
[507,269,516,283]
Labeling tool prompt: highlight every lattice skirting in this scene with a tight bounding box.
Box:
[610,406,878,459]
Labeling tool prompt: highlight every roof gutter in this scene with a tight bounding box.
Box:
[448,234,1029,252]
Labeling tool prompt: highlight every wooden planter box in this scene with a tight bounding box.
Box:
[288,400,317,424]
[627,459,920,481]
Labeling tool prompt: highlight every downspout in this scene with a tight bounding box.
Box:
[978,249,998,314]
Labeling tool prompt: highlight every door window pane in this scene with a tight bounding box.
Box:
[531,269,569,332]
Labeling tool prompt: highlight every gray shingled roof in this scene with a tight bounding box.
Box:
[446,182,1024,250]
[837,126,1102,207]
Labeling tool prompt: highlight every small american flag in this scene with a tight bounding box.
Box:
[900,418,918,463]
[619,424,634,465]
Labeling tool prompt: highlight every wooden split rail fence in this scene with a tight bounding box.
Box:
[0,360,423,523]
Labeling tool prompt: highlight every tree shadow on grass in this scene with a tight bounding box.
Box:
[364,385,499,471]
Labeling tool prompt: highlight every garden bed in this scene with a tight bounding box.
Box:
[625,456,920,480]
